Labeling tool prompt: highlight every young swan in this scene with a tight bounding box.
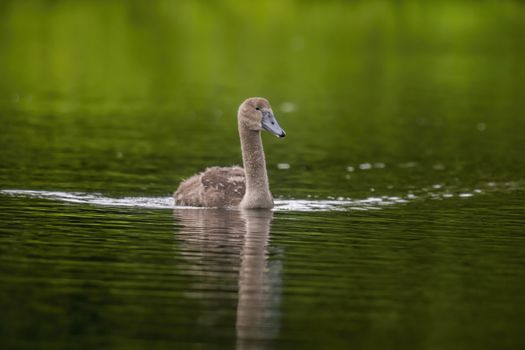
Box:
[173,97,286,209]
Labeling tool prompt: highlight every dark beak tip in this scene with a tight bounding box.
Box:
[279,131,286,138]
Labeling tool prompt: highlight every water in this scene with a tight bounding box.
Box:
[1,1,525,349]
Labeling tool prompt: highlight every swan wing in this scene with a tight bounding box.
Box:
[200,166,245,207]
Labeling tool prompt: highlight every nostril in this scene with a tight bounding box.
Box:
[271,121,275,125]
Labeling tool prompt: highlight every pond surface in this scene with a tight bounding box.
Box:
[1,1,525,349]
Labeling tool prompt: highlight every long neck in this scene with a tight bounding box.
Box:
[239,126,272,206]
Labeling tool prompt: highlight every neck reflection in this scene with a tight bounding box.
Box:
[173,209,281,349]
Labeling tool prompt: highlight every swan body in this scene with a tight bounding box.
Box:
[174,97,285,209]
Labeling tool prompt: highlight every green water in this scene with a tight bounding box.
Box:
[1,1,525,349]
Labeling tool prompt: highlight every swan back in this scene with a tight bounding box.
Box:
[174,166,246,208]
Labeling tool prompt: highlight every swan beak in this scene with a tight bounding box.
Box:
[261,110,286,138]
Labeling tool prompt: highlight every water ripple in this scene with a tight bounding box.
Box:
[1,181,520,212]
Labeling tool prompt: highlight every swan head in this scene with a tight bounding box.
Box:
[238,97,286,138]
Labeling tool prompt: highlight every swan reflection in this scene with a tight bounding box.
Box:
[173,209,281,349]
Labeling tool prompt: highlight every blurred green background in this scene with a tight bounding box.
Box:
[1,0,524,198]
